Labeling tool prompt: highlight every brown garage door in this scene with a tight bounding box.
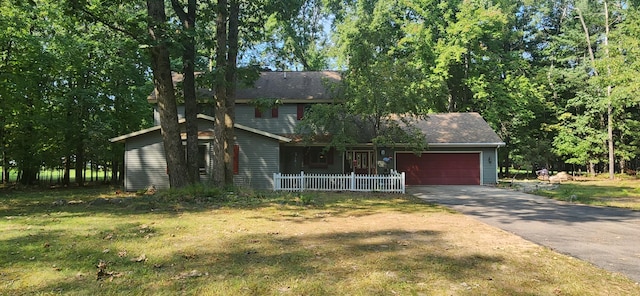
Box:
[396,153,480,185]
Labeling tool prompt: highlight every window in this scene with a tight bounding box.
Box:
[304,147,334,168]
[255,107,279,118]
[198,145,207,175]
[183,144,207,175]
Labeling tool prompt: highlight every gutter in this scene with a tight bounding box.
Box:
[427,142,506,148]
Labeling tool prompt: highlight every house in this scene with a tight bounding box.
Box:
[110,71,505,191]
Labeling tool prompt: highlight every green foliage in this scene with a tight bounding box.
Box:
[154,183,225,204]
[248,98,283,112]
[0,0,152,185]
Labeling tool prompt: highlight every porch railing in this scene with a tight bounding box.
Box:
[273,171,405,193]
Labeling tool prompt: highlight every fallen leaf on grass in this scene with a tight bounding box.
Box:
[182,253,198,260]
[172,269,208,280]
[396,240,410,246]
[96,260,123,281]
[130,254,147,262]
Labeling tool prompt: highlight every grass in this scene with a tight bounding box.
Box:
[528,177,640,210]
[1,185,639,295]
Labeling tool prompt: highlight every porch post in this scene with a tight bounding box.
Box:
[401,172,405,194]
[300,171,305,192]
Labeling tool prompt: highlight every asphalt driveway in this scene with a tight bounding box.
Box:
[409,185,640,283]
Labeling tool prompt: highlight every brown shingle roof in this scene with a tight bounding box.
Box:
[147,71,342,103]
[415,112,504,146]
[236,71,341,102]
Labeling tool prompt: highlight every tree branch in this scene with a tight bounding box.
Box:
[76,7,141,41]
[170,0,188,23]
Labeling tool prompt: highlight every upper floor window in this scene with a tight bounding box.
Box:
[297,104,312,120]
[255,107,279,118]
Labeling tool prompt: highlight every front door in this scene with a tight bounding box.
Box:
[353,151,371,174]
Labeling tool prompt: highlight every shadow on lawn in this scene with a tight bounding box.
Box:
[0,185,444,219]
[11,229,507,295]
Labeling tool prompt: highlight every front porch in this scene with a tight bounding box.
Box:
[279,146,395,175]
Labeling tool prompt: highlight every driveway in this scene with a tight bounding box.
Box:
[409,185,640,283]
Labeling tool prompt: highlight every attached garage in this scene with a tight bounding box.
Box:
[392,113,505,186]
[397,152,481,185]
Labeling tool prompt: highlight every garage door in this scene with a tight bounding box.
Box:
[396,153,480,185]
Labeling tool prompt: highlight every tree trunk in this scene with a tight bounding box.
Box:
[75,143,84,186]
[224,0,239,187]
[111,159,119,183]
[212,0,228,187]
[19,167,37,185]
[63,155,71,186]
[1,149,7,184]
[603,1,614,180]
[147,0,189,189]
[172,0,200,184]
[588,161,596,176]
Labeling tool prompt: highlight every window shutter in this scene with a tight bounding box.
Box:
[254,108,262,118]
[233,145,240,174]
[271,107,279,118]
[297,104,304,120]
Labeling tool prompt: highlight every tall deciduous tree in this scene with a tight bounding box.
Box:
[171,0,200,184]
[146,0,190,188]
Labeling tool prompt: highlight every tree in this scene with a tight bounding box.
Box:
[171,0,200,184]
[298,0,429,164]
[146,0,190,188]
[262,0,331,70]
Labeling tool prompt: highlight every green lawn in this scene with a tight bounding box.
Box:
[528,178,640,210]
[1,186,639,295]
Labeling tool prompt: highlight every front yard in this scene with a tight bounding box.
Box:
[1,186,638,295]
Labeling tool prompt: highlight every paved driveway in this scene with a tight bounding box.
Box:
[409,185,640,283]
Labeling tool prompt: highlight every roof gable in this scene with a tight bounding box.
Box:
[109,114,291,143]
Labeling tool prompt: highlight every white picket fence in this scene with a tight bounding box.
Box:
[273,171,406,193]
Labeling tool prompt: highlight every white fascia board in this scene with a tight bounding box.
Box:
[109,126,161,143]
[233,123,292,143]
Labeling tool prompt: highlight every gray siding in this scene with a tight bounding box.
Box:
[233,129,281,190]
[235,104,298,134]
[124,131,169,191]
[480,147,499,184]
[153,106,186,126]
